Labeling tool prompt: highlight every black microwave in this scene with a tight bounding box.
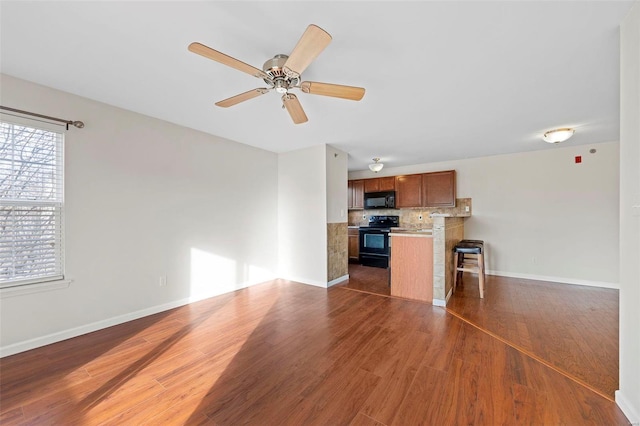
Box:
[364,191,396,210]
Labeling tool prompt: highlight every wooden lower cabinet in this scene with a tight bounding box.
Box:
[348,228,360,262]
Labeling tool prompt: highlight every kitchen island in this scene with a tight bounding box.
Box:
[390,215,467,306]
[389,230,433,302]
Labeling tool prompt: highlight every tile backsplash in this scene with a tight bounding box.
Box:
[348,198,472,228]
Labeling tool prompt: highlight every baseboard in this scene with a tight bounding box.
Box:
[486,270,619,290]
[0,280,260,358]
[328,274,349,287]
[280,275,328,288]
[616,390,640,425]
[445,286,453,304]
[0,297,195,358]
[432,286,453,307]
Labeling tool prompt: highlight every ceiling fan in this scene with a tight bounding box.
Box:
[188,24,365,124]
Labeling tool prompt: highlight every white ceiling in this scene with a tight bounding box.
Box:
[0,1,633,171]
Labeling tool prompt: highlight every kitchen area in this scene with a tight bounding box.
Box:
[344,170,471,306]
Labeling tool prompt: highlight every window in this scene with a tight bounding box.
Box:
[0,120,64,288]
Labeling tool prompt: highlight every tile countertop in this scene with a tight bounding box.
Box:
[349,226,435,231]
[389,229,434,237]
[395,226,433,230]
[429,213,471,217]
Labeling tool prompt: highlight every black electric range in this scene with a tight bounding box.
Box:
[358,215,399,268]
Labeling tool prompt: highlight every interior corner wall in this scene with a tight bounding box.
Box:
[349,141,620,287]
[326,146,348,224]
[0,74,279,355]
[278,144,328,287]
[617,2,640,423]
[325,146,349,284]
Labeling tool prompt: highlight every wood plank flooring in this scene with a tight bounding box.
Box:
[0,276,629,425]
[446,272,620,399]
[340,264,391,296]
[343,265,620,401]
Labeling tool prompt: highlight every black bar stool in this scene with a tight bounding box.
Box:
[453,240,485,298]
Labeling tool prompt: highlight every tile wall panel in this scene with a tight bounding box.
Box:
[327,222,348,282]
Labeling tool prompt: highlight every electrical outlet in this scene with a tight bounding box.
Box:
[159,275,167,287]
[465,206,470,212]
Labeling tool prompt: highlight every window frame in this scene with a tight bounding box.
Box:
[0,115,67,292]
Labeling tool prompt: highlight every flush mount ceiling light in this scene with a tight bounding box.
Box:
[369,158,384,173]
[543,128,575,144]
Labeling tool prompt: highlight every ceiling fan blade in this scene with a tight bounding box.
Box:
[188,42,270,80]
[283,25,332,77]
[300,81,365,101]
[282,93,308,124]
[215,88,270,108]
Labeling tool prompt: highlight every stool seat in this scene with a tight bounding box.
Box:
[460,239,484,246]
[454,245,482,255]
[453,240,486,298]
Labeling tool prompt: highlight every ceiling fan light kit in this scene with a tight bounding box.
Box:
[369,158,384,173]
[188,24,365,124]
[543,128,575,143]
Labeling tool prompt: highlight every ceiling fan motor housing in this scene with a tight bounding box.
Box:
[263,54,299,91]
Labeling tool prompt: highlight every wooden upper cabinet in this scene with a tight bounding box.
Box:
[352,171,454,209]
[363,176,396,193]
[422,170,456,207]
[395,175,422,207]
[378,176,396,191]
[348,180,364,209]
[364,178,380,193]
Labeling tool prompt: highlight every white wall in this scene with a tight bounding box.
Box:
[278,145,328,287]
[350,141,620,287]
[326,145,348,224]
[617,2,640,423]
[0,74,279,355]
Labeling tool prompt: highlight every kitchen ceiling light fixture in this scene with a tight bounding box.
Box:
[369,158,384,173]
[543,128,575,143]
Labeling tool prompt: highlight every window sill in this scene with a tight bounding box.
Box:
[0,279,72,299]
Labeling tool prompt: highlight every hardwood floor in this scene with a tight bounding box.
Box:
[343,265,620,399]
[447,273,619,400]
[340,264,391,296]
[0,277,628,425]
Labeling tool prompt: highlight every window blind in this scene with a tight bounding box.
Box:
[0,121,64,288]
